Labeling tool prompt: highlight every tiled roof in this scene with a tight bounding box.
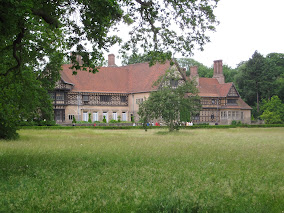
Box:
[60,62,251,110]
[61,62,170,93]
[198,78,233,97]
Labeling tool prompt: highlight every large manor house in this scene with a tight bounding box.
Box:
[51,54,251,124]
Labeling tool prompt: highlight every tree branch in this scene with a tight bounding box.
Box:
[135,0,153,7]
[0,28,25,76]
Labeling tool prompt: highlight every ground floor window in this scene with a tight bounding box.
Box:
[68,115,74,120]
[93,112,98,121]
[83,111,88,122]
[112,112,117,120]
[122,112,127,121]
[54,109,65,122]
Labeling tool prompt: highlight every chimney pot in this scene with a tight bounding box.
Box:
[108,54,117,67]
[213,60,225,84]
[190,66,199,86]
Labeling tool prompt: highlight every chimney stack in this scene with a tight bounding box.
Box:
[190,66,199,86]
[213,60,225,84]
[108,54,117,67]
[70,52,83,66]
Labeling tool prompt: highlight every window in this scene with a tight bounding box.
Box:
[83,112,88,122]
[236,111,239,119]
[136,98,143,104]
[83,95,89,102]
[232,111,235,119]
[121,96,127,103]
[170,79,178,87]
[211,99,216,105]
[211,114,214,120]
[227,99,237,105]
[100,95,111,102]
[93,112,98,121]
[241,112,244,120]
[193,113,200,121]
[122,112,127,121]
[228,111,231,118]
[49,92,55,100]
[56,92,64,100]
[112,112,117,120]
[68,115,74,120]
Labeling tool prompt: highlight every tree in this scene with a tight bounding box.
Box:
[176,58,213,77]
[0,0,219,139]
[138,68,201,131]
[260,96,284,124]
[234,51,284,119]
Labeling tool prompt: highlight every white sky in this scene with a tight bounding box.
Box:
[106,0,284,68]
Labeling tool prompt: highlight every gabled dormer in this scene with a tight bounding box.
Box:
[54,78,74,91]
[227,84,240,98]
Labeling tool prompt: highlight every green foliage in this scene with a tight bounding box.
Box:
[72,116,77,124]
[117,116,121,122]
[88,113,92,123]
[109,119,118,123]
[235,51,284,118]
[102,116,107,123]
[176,58,213,77]
[260,96,284,124]
[231,120,242,126]
[138,68,201,131]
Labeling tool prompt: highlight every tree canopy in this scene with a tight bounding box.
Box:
[138,67,201,131]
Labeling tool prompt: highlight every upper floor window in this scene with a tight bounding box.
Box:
[121,96,127,103]
[170,79,178,87]
[136,98,143,104]
[56,92,64,100]
[83,95,89,102]
[227,99,237,105]
[49,92,55,100]
[100,95,111,102]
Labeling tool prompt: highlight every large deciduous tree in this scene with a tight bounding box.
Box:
[138,67,201,132]
[0,0,219,139]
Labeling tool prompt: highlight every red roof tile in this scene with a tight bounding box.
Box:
[61,62,170,93]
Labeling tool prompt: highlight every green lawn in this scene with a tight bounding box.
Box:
[0,128,283,212]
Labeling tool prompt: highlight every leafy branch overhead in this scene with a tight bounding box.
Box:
[0,0,219,75]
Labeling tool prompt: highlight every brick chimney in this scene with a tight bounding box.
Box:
[108,54,117,67]
[213,60,225,84]
[190,66,199,86]
[70,52,83,66]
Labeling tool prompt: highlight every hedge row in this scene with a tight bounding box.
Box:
[20,124,284,130]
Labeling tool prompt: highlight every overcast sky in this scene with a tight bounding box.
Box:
[106,0,284,68]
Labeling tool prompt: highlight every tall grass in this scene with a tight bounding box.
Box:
[0,128,283,212]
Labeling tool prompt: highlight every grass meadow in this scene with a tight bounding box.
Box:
[0,128,283,212]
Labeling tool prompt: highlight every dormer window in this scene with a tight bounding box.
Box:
[227,99,237,105]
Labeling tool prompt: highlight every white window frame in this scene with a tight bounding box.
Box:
[93,112,98,121]
[83,112,88,122]
[122,112,127,121]
[112,112,117,121]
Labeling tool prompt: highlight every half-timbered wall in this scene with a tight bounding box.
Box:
[65,92,128,106]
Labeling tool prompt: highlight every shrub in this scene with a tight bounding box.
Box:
[88,113,92,123]
[72,116,77,123]
[117,116,121,122]
[103,116,107,123]
[109,119,118,123]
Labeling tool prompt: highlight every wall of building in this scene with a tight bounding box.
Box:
[64,105,129,123]
[128,92,150,122]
